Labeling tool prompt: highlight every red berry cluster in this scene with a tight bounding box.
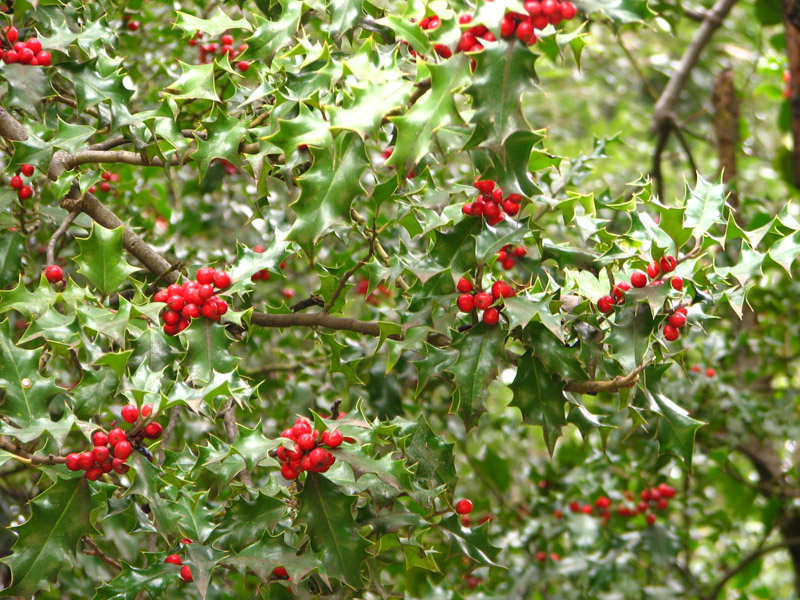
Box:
[153,268,231,336]
[455,277,515,325]
[164,549,193,583]
[689,365,716,378]
[497,244,526,270]
[496,0,578,46]
[566,483,677,527]
[9,163,36,200]
[1,28,51,66]
[64,404,162,481]
[462,179,522,224]
[355,278,392,305]
[535,551,561,563]
[595,255,688,341]
[276,417,343,480]
[88,171,120,195]
[189,31,250,72]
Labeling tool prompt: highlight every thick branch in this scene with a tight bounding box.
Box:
[563,360,651,395]
[0,436,67,465]
[652,0,739,130]
[0,106,28,141]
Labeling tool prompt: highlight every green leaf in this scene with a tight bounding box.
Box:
[577,0,656,23]
[387,58,471,176]
[683,175,727,241]
[445,324,506,431]
[192,109,248,178]
[212,493,288,552]
[182,320,239,383]
[247,2,305,66]
[165,61,220,101]
[435,515,503,567]
[328,79,413,139]
[92,561,179,600]
[233,535,324,581]
[57,59,135,112]
[287,132,367,257]
[52,118,96,153]
[647,388,705,467]
[72,223,138,295]
[175,8,253,37]
[510,350,566,455]
[297,474,369,587]
[2,478,93,597]
[396,415,457,489]
[3,63,53,113]
[768,231,800,274]
[604,304,655,373]
[0,233,25,287]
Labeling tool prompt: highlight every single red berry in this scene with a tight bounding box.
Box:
[456,499,473,514]
[165,554,182,565]
[127,21,140,31]
[184,286,202,305]
[162,310,181,326]
[198,284,214,301]
[108,428,126,446]
[34,50,51,66]
[428,16,440,29]
[93,431,109,447]
[292,418,312,437]
[45,265,63,283]
[524,0,542,15]
[512,246,527,258]
[500,16,516,38]
[92,445,110,463]
[663,324,680,341]
[17,47,33,63]
[612,282,631,302]
[581,504,593,514]
[456,294,474,312]
[167,283,184,296]
[25,38,42,53]
[483,202,501,219]
[18,185,33,199]
[705,367,716,378]
[141,403,153,417]
[660,255,677,273]
[671,276,683,291]
[78,452,95,470]
[99,181,111,192]
[4,25,17,43]
[595,496,611,510]
[456,277,473,293]
[114,440,133,460]
[473,179,495,194]
[253,244,265,253]
[167,295,185,312]
[121,404,139,424]
[213,271,231,289]
[182,538,193,544]
[434,44,451,58]
[569,501,580,513]
[462,203,475,216]
[273,566,289,579]
[86,467,103,481]
[631,272,647,288]
[112,458,129,474]
[221,33,234,45]
[163,323,179,336]
[154,290,168,303]
[65,453,81,471]
[459,14,472,24]
[196,267,216,285]
[177,318,189,332]
[501,258,515,270]
[515,21,534,42]
[491,188,503,203]
[535,551,547,562]
[297,433,315,451]
[503,200,520,216]
[657,483,676,498]
[552,509,563,519]
[325,430,343,448]
[668,313,686,328]
[201,300,219,320]
[237,60,250,72]
[214,298,228,315]
[560,1,578,19]
[597,295,614,314]
[656,498,669,511]
[541,0,559,15]
[144,422,163,439]
[10,175,22,189]
[180,565,193,582]
[483,307,500,325]
[646,513,656,525]
[491,281,513,299]
[474,292,493,310]
[646,262,660,278]
[101,172,112,181]
[2,50,17,63]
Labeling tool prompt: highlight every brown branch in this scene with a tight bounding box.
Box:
[222,398,253,489]
[0,436,67,465]
[45,210,79,266]
[0,106,28,141]
[350,208,410,292]
[563,360,653,395]
[290,295,324,312]
[81,536,122,571]
[652,0,740,131]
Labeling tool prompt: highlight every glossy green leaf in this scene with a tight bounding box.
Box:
[73,224,138,295]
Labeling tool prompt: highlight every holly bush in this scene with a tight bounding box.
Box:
[2,0,800,598]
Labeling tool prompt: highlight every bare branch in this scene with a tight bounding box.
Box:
[563,360,652,395]
[45,210,79,266]
[0,435,67,465]
[222,398,253,489]
[0,106,28,141]
[82,536,122,571]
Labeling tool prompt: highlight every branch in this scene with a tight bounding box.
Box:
[290,295,324,312]
[0,436,67,465]
[45,210,79,266]
[222,398,253,489]
[563,360,652,395]
[652,0,740,131]
[81,536,122,571]
[0,106,28,141]
[350,208,410,292]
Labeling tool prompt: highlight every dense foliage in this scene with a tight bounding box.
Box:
[1,0,800,598]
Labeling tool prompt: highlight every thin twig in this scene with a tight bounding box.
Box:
[45,210,79,266]
[222,398,253,489]
[0,436,67,465]
[350,208,410,292]
[82,536,122,570]
[324,223,378,312]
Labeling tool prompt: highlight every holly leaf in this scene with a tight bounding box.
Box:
[72,223,138,295]
[3,63,52,113]
[52,118,96,153]
[2,478,93,597]
[395,415,457,489]
[647,388,705,467]
[247,1,305,65]
[192,109,248,178]
[510,350,567,455]
[604,304,655,373]
[175,8,253,37]
[445,323,505,431]
[683,175,727,241]
[297,474,369,587]
[165,61,219,102]
[181,319,239,383]
[91,561,179,600]
[0,233,25,287]
[57,59,135,112]
[212,493,288,552]
[328,79,413,140]
[233,535,325,582]
[287,132,367,257]
[435,515,503,567]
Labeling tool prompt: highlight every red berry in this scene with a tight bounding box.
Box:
[127,21,140,32]
[214,298,228,315]
[114,440,133,460]
[660,255,677,273]
[705,367,716,378]
[459,14,472,24]
[165,554,182,565]
[4,25,17,43]
[180,303,199,320]
[456,277,473,293]
[297,433,315,451]
[595,496,611,510]
[325,430,343,448]
[500,16,516,38]
[93,431,109,447]
[154,290,168,303]
[524,0,542,15]
[512,246,527,258]
[180,565,193,582]
[515,21,534,42]
[168,295,186,312]
[65,453,81,471]
[612,282,631,301]
[631,272,647,288]
[535,551,546,562]
[213,271,231,289]
[162,310,181,326]
[10,175,22,189]
[491,281,513,299]
[560,1,578,19]
[483,307,500,325]
[18,185,33,199]
[541,0,559,15]
[142,403,153,417]
[198,284,214,301]
[456,499,473,514]
[2,50,17,63]
[503,200,520,216]
[581,504,593,514]
[78,452,95,471]
[483,202,501,219]
[434,44,452,58]
[221,34,234,45]
[121,404,139,424]
[99,181,111,192]
[237,60,250,72]
[462,203,475,216]
[273,566,289,579]
[473,179,495,194]
[668,313,686,328]
[144,422,163,439]
[671,276,683,291]
[646,262,660,278]
[569,501,580,513]
[201,300,220,320]
[428,16,440,29]
[92,446,110,463]
[108,428,126,446]
[646,513,656,525]
[25,38,42,53]
[253,244,265,253]
[17,47,33,63]
[45,265,63,283]
[553,509,563,519]
[167,283,184,296]
[196,267,216,285]
[597,295,614,314]
[474,292,493,310]
[663,324,680,341]
[502,258,515,270]
[457,293,475,312]
[86,467,103,481]
[112,458,129,474]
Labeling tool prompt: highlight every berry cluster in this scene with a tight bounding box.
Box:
[164,545,194,583]
[9,163,36,200]
[64,404,162,481]
[535,551,561,563]
[495,0,578,46]
[88,171,120,195]
[153,268,231,336]
[462,179,522,224]
[689,365,716,378]
[355,278,392,305]
[455,277,515,325]
[276,417,343,480]
[496,245,527,270]
[595,255,688,341]
[566,483,677,527]
[1,28,51,66]
[189,31,250,72]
